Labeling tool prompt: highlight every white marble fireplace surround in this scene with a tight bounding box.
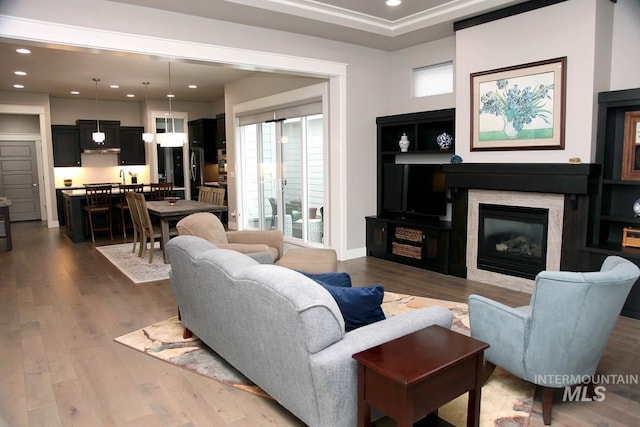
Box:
[466,189,565,293]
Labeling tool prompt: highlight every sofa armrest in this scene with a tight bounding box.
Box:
[468,294,530,377]
[308,306,453,426]
[226,230,283,259]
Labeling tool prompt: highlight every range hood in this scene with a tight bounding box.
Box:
[81,147,121,154]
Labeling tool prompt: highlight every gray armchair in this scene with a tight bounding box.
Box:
[468,256,639,425]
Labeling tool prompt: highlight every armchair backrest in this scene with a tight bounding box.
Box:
[524,256,638,381]
[175,211,229,244]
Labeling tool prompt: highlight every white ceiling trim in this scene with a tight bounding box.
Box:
[225,0,522,36]
[0,14,347,78]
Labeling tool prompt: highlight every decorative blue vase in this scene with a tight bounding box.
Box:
[437,132,453,151]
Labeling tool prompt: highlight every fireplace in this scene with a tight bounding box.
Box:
[444,163,599,294]
[477,204,548,280]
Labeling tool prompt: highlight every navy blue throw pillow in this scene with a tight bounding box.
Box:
[299,271,352,288]
[314,282,386,332]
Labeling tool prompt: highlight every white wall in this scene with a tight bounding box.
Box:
[610,0,640,90]
[389,36,456,115]
[455,0,613,164]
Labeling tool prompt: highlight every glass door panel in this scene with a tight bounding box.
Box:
[305,114,324,244]
[238,108,324,245]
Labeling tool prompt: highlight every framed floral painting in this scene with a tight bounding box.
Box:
[470,57,566,151]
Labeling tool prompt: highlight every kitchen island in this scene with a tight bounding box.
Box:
[60,184,185,243]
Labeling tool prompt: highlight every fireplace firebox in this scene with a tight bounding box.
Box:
[477,204,549,280]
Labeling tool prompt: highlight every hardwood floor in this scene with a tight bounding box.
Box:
[1,221,638,426]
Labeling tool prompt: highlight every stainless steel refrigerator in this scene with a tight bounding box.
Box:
[189,147,204,200]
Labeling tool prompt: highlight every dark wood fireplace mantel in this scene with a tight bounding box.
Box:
[443,163,599,279]
[443,163,600,195]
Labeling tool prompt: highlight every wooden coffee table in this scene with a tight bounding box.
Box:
[353,325,489,427]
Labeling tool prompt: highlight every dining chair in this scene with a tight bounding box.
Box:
[198,186,226,218]
[149,182,174,201]
[82,184,113,242]
[131,192,164,263]
[125,191,143,256]
[115,184,144,239]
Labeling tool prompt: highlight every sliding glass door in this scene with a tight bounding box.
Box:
[238,106,324,246]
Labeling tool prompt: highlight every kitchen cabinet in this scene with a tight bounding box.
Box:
[77,119,120,152]
[118,126,146,165]
[188,118,217,163]
[216,113,226,149]
[52,125,81,167]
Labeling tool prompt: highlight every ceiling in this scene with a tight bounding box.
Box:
[1,0,527,103]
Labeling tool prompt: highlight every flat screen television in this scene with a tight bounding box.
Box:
[382,163,447,219]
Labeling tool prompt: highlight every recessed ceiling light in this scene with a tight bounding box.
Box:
[167,93,175,98]
[126,94,135,98]
[16,48,31,54]
[110,84,119,89]
[70,91,80,95]
[14,71,27,76]
[386,0,401,6]
[13,84,24,89]
[188,84,197,89]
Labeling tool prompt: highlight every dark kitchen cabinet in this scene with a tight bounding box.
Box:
[216,113,226,149]
[76,119,120,151]
[52,125,81,167]
[118,126,146,165]
[188,118,217,163]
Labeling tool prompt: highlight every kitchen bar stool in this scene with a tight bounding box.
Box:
[82,184,113,242]
[149,182,174,201]
[115,183,144,238]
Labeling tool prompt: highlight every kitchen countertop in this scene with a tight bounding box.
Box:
[61,184,186,197]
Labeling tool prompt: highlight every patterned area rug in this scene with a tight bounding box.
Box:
[96,242,170,284]
[114,293,534,426]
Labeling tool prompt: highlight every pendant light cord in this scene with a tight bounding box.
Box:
[93,78,101,132]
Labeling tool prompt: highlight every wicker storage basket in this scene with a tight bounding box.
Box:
[395,227,422,242]
[392,242,422,259]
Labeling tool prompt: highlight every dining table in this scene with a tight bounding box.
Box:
[145,199,228,263]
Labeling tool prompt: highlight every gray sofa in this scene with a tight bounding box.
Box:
[166,235,453,427]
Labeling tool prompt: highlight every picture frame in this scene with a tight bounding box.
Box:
[470,57,566,151]
[622,111,640,181]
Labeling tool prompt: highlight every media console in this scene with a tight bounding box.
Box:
[366,216,451,274]
[367,109,455,274]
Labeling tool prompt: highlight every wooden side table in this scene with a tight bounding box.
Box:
[353,325,489,427]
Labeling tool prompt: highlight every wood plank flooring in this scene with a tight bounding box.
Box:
[0,221,638,426]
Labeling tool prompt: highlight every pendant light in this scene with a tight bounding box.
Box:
[141,82,154,143]
[156,62,186,147]
[92,78,106,144]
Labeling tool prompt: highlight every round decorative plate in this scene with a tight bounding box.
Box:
[437,132,453,150]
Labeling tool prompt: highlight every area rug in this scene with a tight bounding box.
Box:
[114,293,534,426]
[96,242,170,284]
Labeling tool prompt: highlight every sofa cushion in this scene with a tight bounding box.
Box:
[300,271,352,288]
[314,282,386,331]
